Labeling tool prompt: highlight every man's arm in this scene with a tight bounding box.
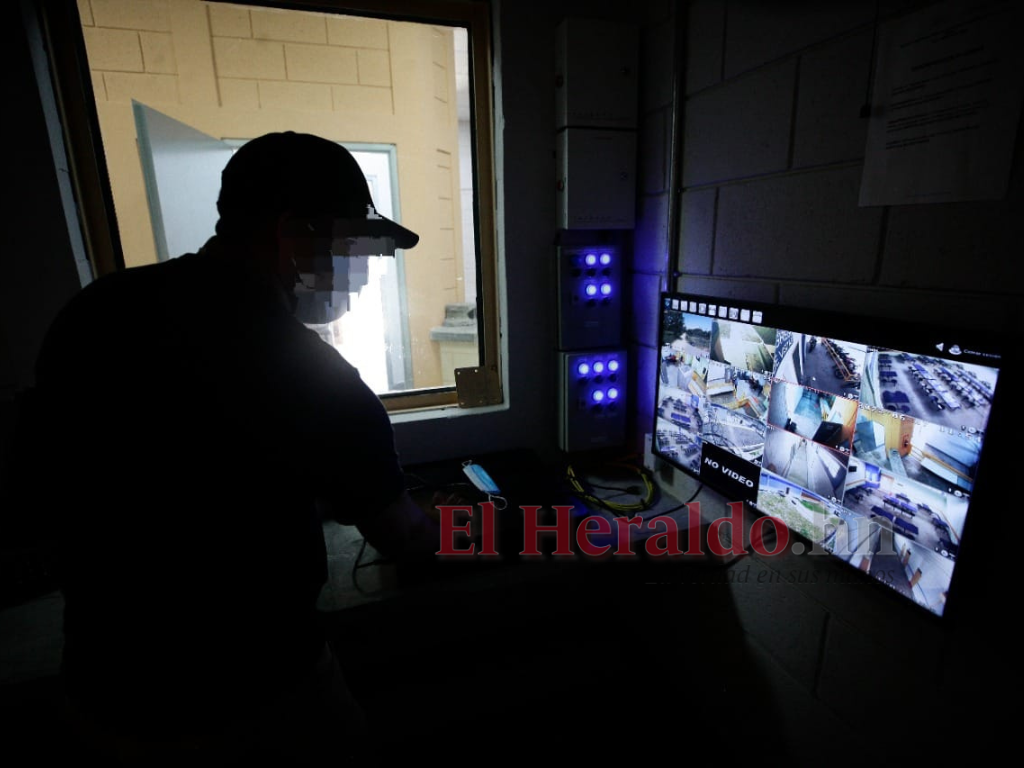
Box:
[344,490,441,561]
[308,352,443,560]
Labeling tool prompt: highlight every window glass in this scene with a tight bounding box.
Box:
[70,0,496,405]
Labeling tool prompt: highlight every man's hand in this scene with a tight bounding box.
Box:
[352,490,441,561]
[422,489,485,554]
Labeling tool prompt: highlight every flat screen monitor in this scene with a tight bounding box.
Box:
[652,292,1004,618]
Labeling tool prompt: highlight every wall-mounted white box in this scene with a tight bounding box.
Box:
[556,128,637,230]
[556,18,638,130]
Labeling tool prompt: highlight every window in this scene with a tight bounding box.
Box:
[39,0,501,412]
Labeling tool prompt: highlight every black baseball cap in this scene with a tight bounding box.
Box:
[217,131,418,253]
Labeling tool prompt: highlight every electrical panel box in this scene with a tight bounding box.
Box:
[553,18,635,455]
[557,245,622,350]
[558,349,627,453]
[556,129,636,230]
[555,18,638,130]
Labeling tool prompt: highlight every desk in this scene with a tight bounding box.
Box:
[316,449,564,613]
[316,449,721,618]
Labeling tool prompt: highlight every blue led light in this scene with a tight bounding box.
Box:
[592,390,605,403]
[600,283,612,296]
[593,361,605,374]
[585,284,598,297]
[608,359,620,372]
[584,253,598,267]
[599,253,612,266]
[577,362,590,376]
[608,387,619,400]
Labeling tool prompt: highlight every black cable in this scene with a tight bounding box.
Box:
[860,0,882,118]
[351,538,370,595]
[404,471,477,500]
[685,483,704,505]
[350,537,398,595]
[587,482,640,494]
[403,471,432,492]
[565,460,657,513]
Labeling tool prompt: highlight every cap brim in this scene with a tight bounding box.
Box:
[328,217,418,257]
[346,216,419,251]
[281,215,419,257]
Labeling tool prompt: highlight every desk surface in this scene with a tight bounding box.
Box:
[316,449,728,615]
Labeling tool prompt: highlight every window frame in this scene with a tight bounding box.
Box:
[35,0,503,414]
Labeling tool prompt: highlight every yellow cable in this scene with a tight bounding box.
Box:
[565,462,655,513]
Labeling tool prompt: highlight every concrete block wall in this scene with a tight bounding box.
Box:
[674,0,1021,329]
[631,0,1019,759]
[79,0,395,113]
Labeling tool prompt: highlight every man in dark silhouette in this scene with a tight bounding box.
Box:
[31,131,437,763]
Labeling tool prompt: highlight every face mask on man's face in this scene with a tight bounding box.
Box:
[280,216,378,325]
[291,254,345,325]
[290,254,373,326]
[293,288,348,325]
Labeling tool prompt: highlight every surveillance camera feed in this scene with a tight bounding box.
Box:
[653,293,1003,617]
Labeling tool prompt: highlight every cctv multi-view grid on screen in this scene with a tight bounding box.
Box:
[653,293,1002,617]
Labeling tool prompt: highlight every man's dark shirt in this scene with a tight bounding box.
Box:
[32,242,403,734]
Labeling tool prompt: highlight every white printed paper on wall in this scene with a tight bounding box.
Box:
[859,0,1024,206]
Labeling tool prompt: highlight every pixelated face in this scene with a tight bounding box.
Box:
[293,254,343,292]
[277,212,397,325]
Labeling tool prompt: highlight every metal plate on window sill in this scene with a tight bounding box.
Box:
[455,365,502,408]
